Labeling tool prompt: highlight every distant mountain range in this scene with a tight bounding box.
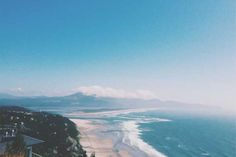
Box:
[0,92,208,111]
[0,93,18,99]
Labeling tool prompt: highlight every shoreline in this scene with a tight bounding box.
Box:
[71,118,134,157]
[70,118,167,157]
[69,107,167,157]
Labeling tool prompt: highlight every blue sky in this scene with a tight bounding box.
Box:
[0,0,235,107]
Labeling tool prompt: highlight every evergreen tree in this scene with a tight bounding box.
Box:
[5,133,26,156]
[90,152,95,157]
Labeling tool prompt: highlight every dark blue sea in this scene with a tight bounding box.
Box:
[127,110,236,157]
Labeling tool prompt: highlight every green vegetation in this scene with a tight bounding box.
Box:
[0,106,87,157]
[90,153,95,157]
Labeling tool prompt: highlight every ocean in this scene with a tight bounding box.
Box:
[119,110,236,157]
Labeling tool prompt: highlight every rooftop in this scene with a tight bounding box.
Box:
[0,125,44,155]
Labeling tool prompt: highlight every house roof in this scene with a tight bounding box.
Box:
[22,135,44,146]
[0,134,44,155]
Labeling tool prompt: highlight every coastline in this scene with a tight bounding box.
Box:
[69,108,168,157]
[71,118,133,157]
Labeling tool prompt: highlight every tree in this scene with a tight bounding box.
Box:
[90,152,95,157]
[5,133,26,156]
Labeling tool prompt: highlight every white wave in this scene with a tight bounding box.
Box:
[121,121,167,157]
[140,117,172,123]
[119,116,172,123]
[201,153,210,156]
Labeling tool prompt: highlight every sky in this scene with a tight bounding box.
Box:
[0,0,235,108]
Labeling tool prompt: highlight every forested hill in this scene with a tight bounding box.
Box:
[0,106,87,157]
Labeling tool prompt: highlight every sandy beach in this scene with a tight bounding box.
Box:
[69,108,167,157]
[71,118,133,157]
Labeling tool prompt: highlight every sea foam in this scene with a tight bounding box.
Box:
[121,121,167,157]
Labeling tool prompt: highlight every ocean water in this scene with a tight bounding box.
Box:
[122,110,236,157]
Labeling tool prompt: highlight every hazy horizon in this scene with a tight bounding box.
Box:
[0,0,235,109]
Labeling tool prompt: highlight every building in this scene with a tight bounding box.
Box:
[0,125,44,157]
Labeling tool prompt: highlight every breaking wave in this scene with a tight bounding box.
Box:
[121,121,167,157]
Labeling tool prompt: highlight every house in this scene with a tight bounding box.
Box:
[0,125,44,157]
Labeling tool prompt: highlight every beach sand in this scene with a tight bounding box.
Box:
[71,119,133,157]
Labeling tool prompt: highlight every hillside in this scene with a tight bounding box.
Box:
[0,106,87,157]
